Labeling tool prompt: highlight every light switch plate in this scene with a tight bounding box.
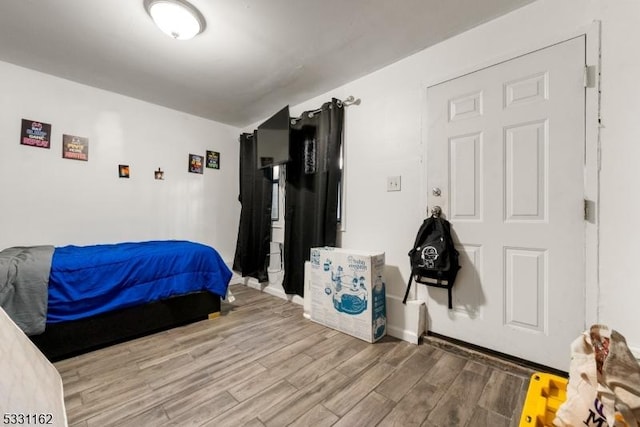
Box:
[387,176,401,192]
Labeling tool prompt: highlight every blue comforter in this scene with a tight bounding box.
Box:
[47,241,232,323]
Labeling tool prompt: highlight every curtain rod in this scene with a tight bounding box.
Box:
[245,96,360,137]
[290,95,360,122]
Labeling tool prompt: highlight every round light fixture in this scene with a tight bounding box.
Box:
[144,0,206,40]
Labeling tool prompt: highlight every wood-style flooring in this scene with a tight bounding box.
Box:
[55,283,534,427]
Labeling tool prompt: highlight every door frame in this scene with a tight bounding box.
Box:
[419,22,601,330]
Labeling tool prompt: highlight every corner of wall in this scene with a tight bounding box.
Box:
[385,295,426,344]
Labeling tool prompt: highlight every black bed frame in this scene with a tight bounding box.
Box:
[29,292,220,361]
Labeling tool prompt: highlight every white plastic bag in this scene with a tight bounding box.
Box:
[554,325,640,427]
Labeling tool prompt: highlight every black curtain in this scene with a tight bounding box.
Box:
[233,132,272,282]
[283,99,344,296]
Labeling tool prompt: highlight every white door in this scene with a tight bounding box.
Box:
[425,36,585,371]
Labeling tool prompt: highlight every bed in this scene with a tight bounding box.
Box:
[0,240,231,361]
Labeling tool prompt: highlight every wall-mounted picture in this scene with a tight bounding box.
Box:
[62,134,89,161]
[118,165,130,178]
[154,167,164,180]
[188,154,203,174]
[20,119,51,149]
[206,150,220,169]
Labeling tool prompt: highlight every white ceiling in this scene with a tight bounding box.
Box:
[0,0,535,127]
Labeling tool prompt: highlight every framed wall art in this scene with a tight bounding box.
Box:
[206,150,220,169]
[118,165,130,178]
[62,134,89,161]
[20,119,51,149]
[188,154,203,174]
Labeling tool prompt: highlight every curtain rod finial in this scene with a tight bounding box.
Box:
[343,96,360,106]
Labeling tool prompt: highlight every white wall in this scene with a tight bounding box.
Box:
[0,62,241,262]
[255,0,640,353]
[594,1,640,356]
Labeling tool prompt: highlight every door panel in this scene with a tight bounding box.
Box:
[504,120,547,221]
[450,132,481,220]
[425,37,585,370]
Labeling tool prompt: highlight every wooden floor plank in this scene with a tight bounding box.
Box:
[377,378,442,427]
[56,283,533,427]
[62,363,141,397]
[63,393,83,412]
[477,369,525,418]
[281,321,331,344]
[323,362,395,416]
[162,371,248,419]
[203,340,290,382]
[380,340,419,367]
[334,337,401,378]
[242,418,267,427]
[79,372,153,404]
[425,369,491,427]
[421,350,468,389]
[259,370,350,427]
[288,341,368,388]
[203,380,297,427]
[333,391,395,427]
[466,406,511,427]
[83,369,213,427]
[375,347,436,402]
[110,404,170,427]
[136,352,194,379]
[287,404,339,427]
[144,358,216,391]
[54,343,133,374]
[302,330,362,360]
[258,333,329,368]
[227,353,313,402]
[509,376,531,427]
[164,390,238,426]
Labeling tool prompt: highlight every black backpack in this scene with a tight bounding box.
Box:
[402,214,460,309]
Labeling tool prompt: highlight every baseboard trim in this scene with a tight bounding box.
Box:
[246,281,305,306]
[386,325,421,344]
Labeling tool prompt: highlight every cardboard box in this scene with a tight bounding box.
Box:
[308,247,386,342]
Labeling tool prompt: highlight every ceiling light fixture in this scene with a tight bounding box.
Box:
[144,0,206,40]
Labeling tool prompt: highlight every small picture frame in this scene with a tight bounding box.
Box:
[20,119,51,149]
[62,134,89,161]
[154,167,164,180]
[118,164,130,178]
[188,154,203,174]
[206,150,220,169]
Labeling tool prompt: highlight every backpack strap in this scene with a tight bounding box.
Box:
[402,270,414,304]
[402,220,432,305]
[405,273,455,309]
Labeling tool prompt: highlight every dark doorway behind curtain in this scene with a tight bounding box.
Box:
[283,99,344,296]
[233,132,272,282]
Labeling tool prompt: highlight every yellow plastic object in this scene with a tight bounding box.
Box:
[519,372,568,427]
